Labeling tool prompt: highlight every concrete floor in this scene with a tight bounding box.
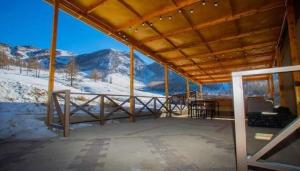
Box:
[0,118,299,171]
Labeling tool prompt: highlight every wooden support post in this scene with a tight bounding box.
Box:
[46,0,59,126]
[129,45,135,122]
[153,97,157,117]
[64,90,70,137]
[287,0,300,115]
[100,95,105,125]
[186,79,190,100]
[164,65,170,117]
[276,48,287,106]
[267,75,274,99]
[199,84,203,99]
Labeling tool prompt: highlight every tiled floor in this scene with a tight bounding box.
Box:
[0,118,299,171]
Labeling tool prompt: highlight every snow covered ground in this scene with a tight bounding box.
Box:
[0,66,162,140]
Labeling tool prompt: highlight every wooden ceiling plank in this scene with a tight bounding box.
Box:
[168,41,276,61]
[188,60,272,73]
[117,0,212,81]
[171,0,228,79]
[178,52,273,68]
[87,0,109,14]
[228,0,249,65]
[141,1,284,42]
[116,0,200,31]
[156,26,280,53]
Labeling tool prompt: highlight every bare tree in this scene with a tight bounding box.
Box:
[91,69,101,82]
[16,57,23,74]
[0,50,9,69]
[65,59,79,86]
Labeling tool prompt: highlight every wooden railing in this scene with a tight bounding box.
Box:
[48,90,187,137]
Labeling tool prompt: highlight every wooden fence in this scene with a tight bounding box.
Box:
[48,90,187,137]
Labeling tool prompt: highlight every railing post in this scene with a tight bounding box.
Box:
[153,97,157,117]
[130,96,135,122]
[100,95,105,125]
[47,93,54,126]
[64,90,70,137]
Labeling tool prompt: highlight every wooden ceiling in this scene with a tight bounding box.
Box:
[46,0,286,84]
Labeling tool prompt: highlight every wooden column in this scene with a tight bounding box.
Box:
[164,65,170,117]
[276,48,287,106]
[46,0,59,125]
[186,79,190,99]
[267,75,275,98]
[129,45,135,122]
[287,0,300,115]
[199,84,203,99]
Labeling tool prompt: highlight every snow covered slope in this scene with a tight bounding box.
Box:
[0,66,161,140]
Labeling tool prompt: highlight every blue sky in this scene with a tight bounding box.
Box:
[0,0,154,64]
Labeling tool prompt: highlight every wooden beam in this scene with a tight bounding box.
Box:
[198,84,203,99]
[172,0,228,79]
[267,75,275,98]
[155,26,281,52]
[116,0,200,31]
[46,0,59,126]
[192,65,272,79]
[287,0,300,115]
[178,52,273,68]
[276,48,287,106]
[186,79,190,99]
[140,1,284,42]
[168,41,276,61]
[129,45,135,122]
[116,0,209,83]
[199,75,269,83]
[164,64,170,116]
[186,59,272,75]
[86,0,108,14]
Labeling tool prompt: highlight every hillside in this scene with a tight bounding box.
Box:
[1,43,199,94]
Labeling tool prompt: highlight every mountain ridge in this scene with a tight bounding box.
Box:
[0,42,198,94]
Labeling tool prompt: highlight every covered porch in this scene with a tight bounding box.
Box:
[2,0,300,171]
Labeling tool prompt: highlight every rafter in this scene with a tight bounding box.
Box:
[168,41,276,61]
[116,0,200,31]
[197,75,270,83]
[117,0,214,81]
[187,60,272,73]
[195,74,270,80]
[140,1,284,43]
[171,0,229,77]
[87,0,109,14]
[156,26,280,54]
[178,52,273,68]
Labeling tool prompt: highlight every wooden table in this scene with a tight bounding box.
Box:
[188,99,219,119]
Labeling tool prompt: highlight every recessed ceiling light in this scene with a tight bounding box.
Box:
[159,16,163,20]
[214,1,218,7]
[178,9,182,13]
[168,16,172,20]
[190,9,194,13]
[142,22,146,26]
[202,0,206,5]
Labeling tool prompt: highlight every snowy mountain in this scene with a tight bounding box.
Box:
[0,43,195,93]
[0,43,75,68]
[75,49,148,81]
